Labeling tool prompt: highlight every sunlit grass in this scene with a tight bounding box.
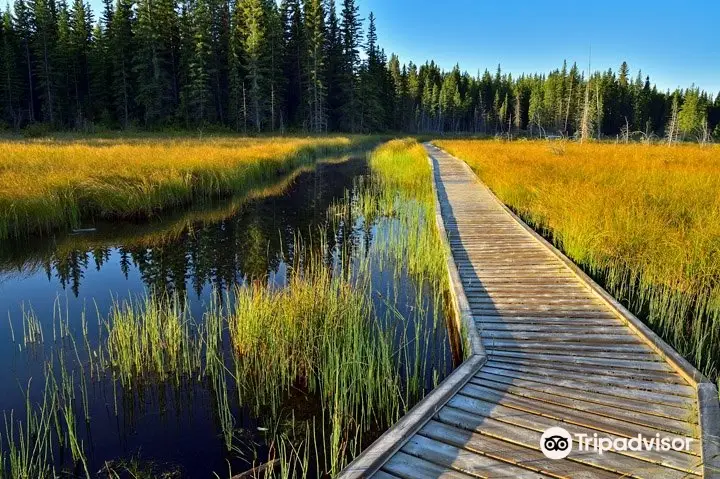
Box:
[0,136,366,240]
[0,139,455,477]
[436,139,720,380]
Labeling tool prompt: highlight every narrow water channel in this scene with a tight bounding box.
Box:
[0,155,455,478]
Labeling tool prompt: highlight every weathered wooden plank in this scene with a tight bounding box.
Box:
[445,395,702,474]
[483,360,693,392]
[484,356,688,384]
[437,406,700,478]
[471,302,609,311]
[478,319,624,329]
[478,324,626,334]
[372,471,400,479]
[402,435,551,478]
[464,290,594,298]
[484,350,672,371]
[471,304,616,313]
[473,310,621,319]
[481,340,652,354]
[474,312,619,321]
[460,384,700,450]
[421,421,622,479]
[479,331,647,345]
[483,346,662,363]
[472,367,693,420]
[381,451,476,479]
[468,297,603,305]
[471,370,690,407]
[470,374,697,435]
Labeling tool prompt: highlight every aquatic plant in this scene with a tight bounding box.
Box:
[102,295,201,388]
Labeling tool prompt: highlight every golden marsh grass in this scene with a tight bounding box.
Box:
[0,136,359,240]
[436,139,720,379]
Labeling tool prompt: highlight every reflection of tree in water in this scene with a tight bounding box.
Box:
[22,158,370,298]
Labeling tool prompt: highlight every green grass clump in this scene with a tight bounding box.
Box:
[102,296,200,389]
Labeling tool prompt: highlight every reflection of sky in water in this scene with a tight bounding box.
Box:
[0,157,454,477]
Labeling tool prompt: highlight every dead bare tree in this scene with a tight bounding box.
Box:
[665,95,679,145]
[580,81,591,143]
[621,117,630,143]
[698,117,712,146]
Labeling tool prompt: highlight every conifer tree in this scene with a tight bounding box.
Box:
[109,0,134,128]
[263,0,282,131]
[304,0,325,132]
[678,87,702,139]
[68,0,91,126]
[339,0,360,131]
[0,9,21,126]
[242,0,266,131]
[280,0,304,127]
[32,0,59,124]
[227,0,246,131]
[134,0,178,125]
[184,0,213,125]
[359,11,383,131]
[324,0,342,130]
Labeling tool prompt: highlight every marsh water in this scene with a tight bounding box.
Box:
[0,156,455,478]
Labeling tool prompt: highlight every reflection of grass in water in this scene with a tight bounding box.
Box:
[100,455,182,479]
[0,139,452,478]
[0,136,375,240]
[0,156,337,274]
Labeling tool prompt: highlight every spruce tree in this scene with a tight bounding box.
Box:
[185,0,213,125]
[68,0,91,126]
[13,0,35,122]
[0,9,21,126]
[324,0,342,130]
[109,0,134,128]
[304,0,325,132]
[134,0,178,125]
[339,0,360,131]
[280,0,304,127]
[263,0,282,131]
[359,11,383,132]
[678,87,702,139]
[242,0,266,131]
[32,0,59,124]
[227,0,246,131]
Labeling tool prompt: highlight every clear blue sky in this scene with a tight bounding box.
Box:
[359,0,720,94]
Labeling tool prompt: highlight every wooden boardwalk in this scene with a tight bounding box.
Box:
[340,144,720,479]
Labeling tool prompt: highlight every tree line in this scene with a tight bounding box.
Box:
[0,0,718,139]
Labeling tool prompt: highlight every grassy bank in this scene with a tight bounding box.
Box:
[0,139,454,478]
[0,136,376,240]
[436,139,720,380]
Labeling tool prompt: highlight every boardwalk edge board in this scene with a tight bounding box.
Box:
[337,153,488,479]
[430,143,720,478]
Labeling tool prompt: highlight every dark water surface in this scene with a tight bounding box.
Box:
[0,156,455,477]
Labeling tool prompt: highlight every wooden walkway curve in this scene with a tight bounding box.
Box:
[340,144,720,479]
